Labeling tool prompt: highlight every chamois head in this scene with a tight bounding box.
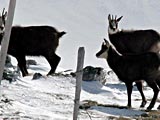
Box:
[0,8,7,33]
[108,14,123,34]
[96,38,110,59]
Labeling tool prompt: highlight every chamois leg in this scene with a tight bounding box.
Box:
[155,79,160,109]
[16,56,28,77]
[135,81,147,107]
[146,81,159,110]
[45,53,61,75]
[125,82,133,108]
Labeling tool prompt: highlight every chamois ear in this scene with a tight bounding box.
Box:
[104,38,107,43]
[3,11,7,19]
[117,16,123,22]
[108,14,111,21]
[104,38,110,47]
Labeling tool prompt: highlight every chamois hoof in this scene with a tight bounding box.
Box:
[146,106,153,111]
[145,108,152,112]
[127,105,132,109]
[47,72,55,76]
[140,101,147,108]
[22,73,29,77]
[157,105,160,110]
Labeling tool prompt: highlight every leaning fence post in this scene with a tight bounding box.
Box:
[73,47,85,120]
[0,0,16,84]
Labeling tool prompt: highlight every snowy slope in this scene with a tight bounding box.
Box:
[0,0,160,120]
[0,60,159,119]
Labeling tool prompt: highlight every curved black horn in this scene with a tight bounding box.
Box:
[2,8,5,15]
[112,15,113,20]
[108,14,111,21]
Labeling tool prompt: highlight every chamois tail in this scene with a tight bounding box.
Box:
[58,31,66,38]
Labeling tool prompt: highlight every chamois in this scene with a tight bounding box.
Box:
[0,10,66,77]
[108,14,160,54]
[107,14,160,108]
[96,39,160,110]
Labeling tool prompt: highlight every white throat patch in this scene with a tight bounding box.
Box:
[0,27,5,34]
[108,27,119,35]
[97,50,109,59]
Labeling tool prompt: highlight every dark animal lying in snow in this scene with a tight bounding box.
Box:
[96,39,160,110]
[0,10,66,76]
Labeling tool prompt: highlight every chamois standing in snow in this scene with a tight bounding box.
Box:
[96,39,160,110]
[107,14,160,107]
[0,9,66,77]
[108,14,160,54]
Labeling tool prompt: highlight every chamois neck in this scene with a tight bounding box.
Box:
[108,27,120,35]
[0,33,3,43]
[107,46,121,68]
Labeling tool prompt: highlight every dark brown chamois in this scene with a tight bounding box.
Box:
[96,39,160,110]
[107,14,160,108]
[108,14,160,54]
[0,10,66,76]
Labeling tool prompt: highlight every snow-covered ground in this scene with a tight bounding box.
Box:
[0,0,160,120]
[0,57,160,120]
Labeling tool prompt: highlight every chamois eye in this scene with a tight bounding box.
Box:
[102,45,106,49]
[0,26,3,30]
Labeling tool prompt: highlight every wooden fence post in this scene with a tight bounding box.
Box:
[73,47,85,120]
[0,0,16,84]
